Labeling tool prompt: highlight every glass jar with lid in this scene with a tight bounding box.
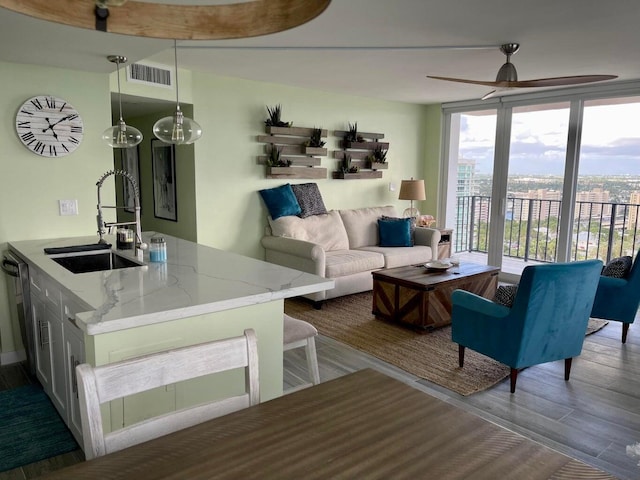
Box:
[149,236,167,263]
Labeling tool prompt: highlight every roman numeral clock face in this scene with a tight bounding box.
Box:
[15,95,84,157]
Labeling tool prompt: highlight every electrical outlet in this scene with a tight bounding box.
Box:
[389,182,397,192]
[59,199,78,216]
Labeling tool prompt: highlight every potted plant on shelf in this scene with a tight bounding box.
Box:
[264,104,292,133]
[265,145,292,176]
[334,153,359,178]
[366,145,389,170]
[343,121,364,148]
[303,127,327,156]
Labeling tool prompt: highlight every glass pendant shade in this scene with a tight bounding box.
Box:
[153,40,202,145]
[102,119,143,148]
[153,108,202,145]
[103,55,143,148]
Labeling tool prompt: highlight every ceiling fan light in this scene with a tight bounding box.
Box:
[496,62,518,82]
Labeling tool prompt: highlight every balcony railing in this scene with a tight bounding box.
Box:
[455,195,640,264]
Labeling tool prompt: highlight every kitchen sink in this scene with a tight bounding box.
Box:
[48,250,144,274]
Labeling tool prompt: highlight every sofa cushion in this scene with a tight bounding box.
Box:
[259,184,301,220]
[378,218,413,247]
[325,250,385,278]
[358,245,432,269]
[268,210,349,251]
[291,183,327,218]
[339,206,397,249]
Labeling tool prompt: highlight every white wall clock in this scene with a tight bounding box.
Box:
[15,95,84,157]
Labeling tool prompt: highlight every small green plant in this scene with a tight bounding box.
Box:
[345,122,358,142]
[306,127,326,148]
[265,145,291,167]
[265,104,291,127]
[366,145,388,164]
[341,154,358,174]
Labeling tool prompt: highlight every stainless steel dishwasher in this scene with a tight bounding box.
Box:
[1,250,35,374]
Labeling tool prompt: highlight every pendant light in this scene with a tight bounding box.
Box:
[102,55,143,148]
[153,40,202,145]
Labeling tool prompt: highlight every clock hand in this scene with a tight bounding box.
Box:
[42,117,59,140]
[50,114,72,128]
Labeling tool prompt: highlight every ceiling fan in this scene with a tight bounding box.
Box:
[428,43,617,99]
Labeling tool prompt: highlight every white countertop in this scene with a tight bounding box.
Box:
[9,233,333,335]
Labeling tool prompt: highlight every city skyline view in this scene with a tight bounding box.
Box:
[459,100,640,176]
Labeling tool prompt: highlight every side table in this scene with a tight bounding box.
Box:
[437,228,453,259]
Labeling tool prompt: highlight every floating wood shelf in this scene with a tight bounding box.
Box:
[259,125,328,179]
[268,167,327,179]
[333,128,389,179]
[332,171,383,180]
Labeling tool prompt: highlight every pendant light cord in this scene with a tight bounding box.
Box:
[173,39,180,110]
[116,58,124,121]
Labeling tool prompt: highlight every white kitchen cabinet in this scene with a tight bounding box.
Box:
[29,268,52,393]
[62,293,87,445]
[27,265,88,446]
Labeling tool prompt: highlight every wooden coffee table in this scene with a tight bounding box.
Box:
[372,262,500,331]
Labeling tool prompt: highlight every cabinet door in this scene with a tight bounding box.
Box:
[48,304,67,419]
[65,325,84,445]
[31,293,52,393]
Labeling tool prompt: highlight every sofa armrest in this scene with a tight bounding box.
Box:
[414,227,441,256]
[261,235,326,277]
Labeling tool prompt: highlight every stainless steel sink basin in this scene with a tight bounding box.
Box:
[48,250,143,274]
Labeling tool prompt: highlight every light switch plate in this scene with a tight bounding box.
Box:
[59,199,78,216]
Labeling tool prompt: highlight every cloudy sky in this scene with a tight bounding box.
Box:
[459,100,640,175]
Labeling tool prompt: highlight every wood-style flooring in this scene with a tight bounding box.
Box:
[1,317,639,479]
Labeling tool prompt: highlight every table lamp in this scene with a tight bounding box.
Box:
[399,178,426,221]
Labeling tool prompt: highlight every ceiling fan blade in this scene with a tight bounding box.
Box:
[427,76,502,87]
[428,74,617,89]
[481,89,499,100]
[506,74,618,88]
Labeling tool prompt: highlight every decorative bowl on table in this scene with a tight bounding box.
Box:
[425,260,453,271]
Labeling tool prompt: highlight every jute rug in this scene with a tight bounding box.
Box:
[285,292,609,396]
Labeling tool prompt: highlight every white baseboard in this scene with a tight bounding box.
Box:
[0,349,26,366]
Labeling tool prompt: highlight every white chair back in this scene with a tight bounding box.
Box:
[77,329,259,460]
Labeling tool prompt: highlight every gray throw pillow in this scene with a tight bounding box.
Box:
[493,285,518,308]
[602,256,633,278]
[291,183,327,218]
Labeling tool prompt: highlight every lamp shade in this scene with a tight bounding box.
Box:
[398,179,426,201]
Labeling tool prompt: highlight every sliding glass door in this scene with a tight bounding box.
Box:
[443,88,640,279]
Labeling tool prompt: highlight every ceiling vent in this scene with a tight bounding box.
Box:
[126,61,173,89]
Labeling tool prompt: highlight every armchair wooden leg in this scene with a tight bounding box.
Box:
[510,368,518,393]
[458,345,465,368]
[622,323,630,343]
[564,358,572,381]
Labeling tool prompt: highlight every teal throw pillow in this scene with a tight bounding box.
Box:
[259,184,301,220]
[378,218,412,247]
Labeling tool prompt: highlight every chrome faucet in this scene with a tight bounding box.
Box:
[96,169,146,260]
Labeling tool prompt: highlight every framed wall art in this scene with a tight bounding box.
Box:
[151,139,177,222]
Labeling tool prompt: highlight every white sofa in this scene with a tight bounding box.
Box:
[261,206,441,306]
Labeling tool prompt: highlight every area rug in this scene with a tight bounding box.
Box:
[0,384,78,472]
[285,292,608,396]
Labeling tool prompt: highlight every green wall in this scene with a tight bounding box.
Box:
[191,73,431,258]
[0,59,441,359]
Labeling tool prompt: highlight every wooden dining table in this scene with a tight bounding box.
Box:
[38,369,614,480]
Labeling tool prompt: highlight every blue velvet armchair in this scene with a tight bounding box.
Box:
[590,250,640,343]
[451,260,602,393]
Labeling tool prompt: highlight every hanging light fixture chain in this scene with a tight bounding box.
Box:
[116,57,124,121]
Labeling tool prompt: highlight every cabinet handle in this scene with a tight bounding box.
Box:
[40,321,49,347]
[38,320,49,348]
[71,355,77,396]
